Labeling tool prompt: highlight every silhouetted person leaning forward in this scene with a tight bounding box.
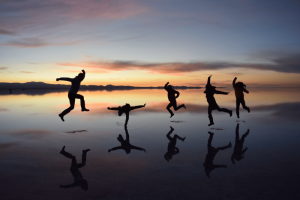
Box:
[60,146,90,191]
[108,126,146,154]
[205,75,232,126]
[233,77,250,118]
[107,103,146,126]
[231,123,249,164]
[164,126,186,162]
[56,70,89,121]
[203,132,231,178]
[164,82,186,118]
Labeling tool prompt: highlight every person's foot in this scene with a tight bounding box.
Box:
[208,122,214,126]
[228,142,232,147]
[60,146,66,154]
[229,111,232,117]
[83,149,90,153]
[183,104,186,109]
[170,113,174,118]
[82,108,89,112]
[170,126,174,131]
[248,108,250,113]
[237,115,239,119]
[59,114,64,122]
[208,131,214,135]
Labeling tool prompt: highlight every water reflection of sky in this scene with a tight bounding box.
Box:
[0,89,300,199]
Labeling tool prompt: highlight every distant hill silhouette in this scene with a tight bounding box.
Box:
[0,82,202,91]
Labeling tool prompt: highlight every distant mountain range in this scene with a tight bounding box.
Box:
[0,82,202,90]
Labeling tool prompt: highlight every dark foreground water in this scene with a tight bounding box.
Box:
[0,88,300,200]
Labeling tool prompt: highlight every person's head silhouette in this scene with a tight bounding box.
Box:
[78,73,85,81]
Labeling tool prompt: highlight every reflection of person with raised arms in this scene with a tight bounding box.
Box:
[108,126,146,154]
[56,70,89,121]
[233,77,250,118]
[204,75,232,126]
[164,82,186,118]
[164,126,186,162]
[59,146,90,191]
[231,123,249,164]
[107,103,146,126]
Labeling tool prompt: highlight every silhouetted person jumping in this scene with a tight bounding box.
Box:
[203,132,231,178]
[164,82,186,118]
[233,77,250,118]
[59,146,90,191]
[164,126,186,162]
[108,126,146,154]
[56,70,89,121]
[107,103,146,126]
[205,75,232,126]
[231,123,249,164]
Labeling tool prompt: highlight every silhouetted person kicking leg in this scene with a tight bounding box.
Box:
[231,123,249,164]
[164,126,186,161]
[203,132,231,178]
[204,75,232,126]
[108,103,146,126]
[233,77,250,118]
[164,82,186,118]
[56,70,89,121]
[60,146,90,191]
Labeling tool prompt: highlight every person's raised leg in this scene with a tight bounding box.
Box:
[167,103,174,118]
[166,126,174,142]
[217,142,232,150]
[77,149,90,168]
[173,101,186,111]
[75,94,89,112]
[59,93,75,121]
[218,107,232,117]
[240,98,250,113]
[174,134,186,142]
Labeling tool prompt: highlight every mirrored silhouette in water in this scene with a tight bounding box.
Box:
[9,89,12,94]
[233,77,250,118]
[204,75,232,126]
[164,126,186,162]
[107,103,146,126]
[203,132,231,178]
[231,123,249,164]
[108,126,146,154]
[59,146,90,191]
[56,69,89,122]
[164,82,186,118]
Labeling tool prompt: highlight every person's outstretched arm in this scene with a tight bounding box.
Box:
[215,90,229,95]
[174,147,180,154]
[107,107,120,110]
[233,77,237,87]
[207,75,212,85]
[60,183,77,188]
[129,103,146,111]
[231,155,235,164]
[164,82,169,91]
[175,91,180,98]
[81,69,86,80]
[108,146,123,152]
[214,164,228,168]
[243,88,249,94]
[130,145,146,152]
[56,77,72,82]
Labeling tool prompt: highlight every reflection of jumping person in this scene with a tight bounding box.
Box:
[164,82,186,118]
[233,77,250,118]
[56,70,89,121]
[203,132,231,178]
[107,103,146,126]
[164,126,185,162]
[205,75,232,126]
[231,123,249,164]
[108,126,146,154]
[60,146,90,191]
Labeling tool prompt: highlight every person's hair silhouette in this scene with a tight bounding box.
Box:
[164,82,186,118]
[233,77,250,118]
[108,126,146,154]
[164,126,186,162]
[231,123,249,164]
[204,75,232,126]
[203,132,231,178]
[56,70,89,121]
[59,146,90,191]
[107,103,146,126]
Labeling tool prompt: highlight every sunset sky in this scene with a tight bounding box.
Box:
[1,0,300,87]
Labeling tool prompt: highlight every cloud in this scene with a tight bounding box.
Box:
[0,108,9,112]
[57,53,300,74]
[0,29,15,35]
[20,71,35,73]
[0,67,8,70]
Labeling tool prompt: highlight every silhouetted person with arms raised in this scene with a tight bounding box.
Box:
[233,77,250,118]
[56,70,89,121]
[164,82,186,118]
[231,123,249,164]
[108,126,146,154]
[59,146,90,191]
[164,126,186,162]
[107,103,146,126]
[204,75,232,126]
[203,132,231,178]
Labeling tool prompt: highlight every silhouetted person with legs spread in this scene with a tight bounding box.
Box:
[108,126,146,154]
[57,70,89,121]
[233,77,250,118]
[59,146,90,191]
[205,75,232,126]
[108,103,146,126]
[164,82,186,118]
[203,132,231,178]
[164,126,186,162]
[231,123,249,164]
